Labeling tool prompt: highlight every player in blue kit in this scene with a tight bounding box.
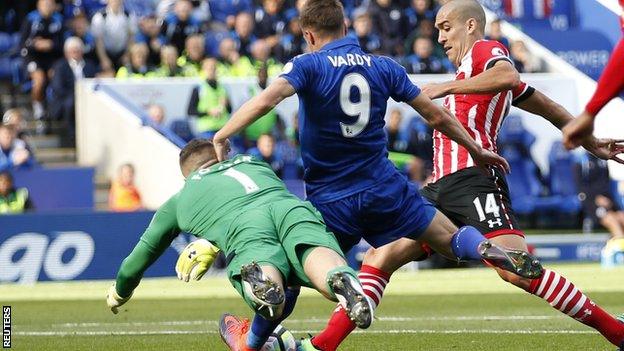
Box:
[211,1,543,350]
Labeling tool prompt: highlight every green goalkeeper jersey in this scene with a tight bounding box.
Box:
[115,155,298,297]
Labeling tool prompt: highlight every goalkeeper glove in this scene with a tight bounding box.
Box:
[106,284,132,314]
[175,239,220,282]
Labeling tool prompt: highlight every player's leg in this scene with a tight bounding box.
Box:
[600,211,624,238]
[448,167,624,347]
[300,246,372,328]
[29,67,46,121]
[273,200,373,328]
[220,211,294,351]
[490,233,624,347]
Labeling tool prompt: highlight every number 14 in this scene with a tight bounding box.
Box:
[473,194,500,221]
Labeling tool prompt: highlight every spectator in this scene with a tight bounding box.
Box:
[135,14,162,66]
[116,42,152,78]
[406,156,427,185]
[510,40,543,73]
[75,0,108,18]
[0,171,34,214]
[0,125,35,172]
[349,9,382,55]
[485,18,510,49]
[65,12,98,64]
[231,12,257,59]
[208,0,253,29]
[385,108,404,152]
[403,36,449,74]
[405,18,445,58]
[253,0,287,50]
[250,39,283,76]
[19,0,64,121]
[152,45,184,77]
[370,0,410,56]
[109,163,143,212]
[49,37,98,147]
[92,0,137,74]
[147,103,165,126]
[187,58,231,136]
[178,34,205,76]
[406,0,437,30]
[3,109,29,141]
[216,37,255,77]
[159,0,202,54]
[243,65,278,146]
[275,15,305,63]
[249,133,283,178]
[576,153,624,239]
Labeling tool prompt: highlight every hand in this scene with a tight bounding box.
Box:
[175,239,220,282]
[582,137,624,164]
[33,38,53,51]
[562,111,595,150]
[11,148,30,166]
[212,135,231,162]
[470,147,511,173]
[421,82,451,100]
[101,57,113,73]
[106,284,131,314]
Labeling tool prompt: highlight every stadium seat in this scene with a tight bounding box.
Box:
[501,143,562,216]
[497,115,536,151]
[547,141,581,214]
[168,120,195,143]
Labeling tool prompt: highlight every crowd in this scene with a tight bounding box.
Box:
[0,0,548,215]
[0,0,542,144]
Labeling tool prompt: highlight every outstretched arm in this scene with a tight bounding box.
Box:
[213,77,295,161]
[516,90,624,164]
[408,94,510,172]
[422,60,520,99]
[107,197,180,313]
[563,38,624,149]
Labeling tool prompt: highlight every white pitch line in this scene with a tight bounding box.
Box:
[52,315,562,328]
[16,329,597,337]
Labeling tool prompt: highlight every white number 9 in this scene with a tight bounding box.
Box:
[339,73,371,138]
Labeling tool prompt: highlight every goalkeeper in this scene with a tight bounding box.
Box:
[106,139,373,350]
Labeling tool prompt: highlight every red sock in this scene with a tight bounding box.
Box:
[312,265,391,351]
[528,269,624,346]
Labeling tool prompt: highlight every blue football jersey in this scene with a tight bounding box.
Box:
[280,36,421,202]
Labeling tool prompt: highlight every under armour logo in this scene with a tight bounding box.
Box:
[188,250,196,259]
[345,127,353,135]
[576,308,592,321]
[487,218,503,228]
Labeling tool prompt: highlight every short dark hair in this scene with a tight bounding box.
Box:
[299,0,345,35]
[0,171,12,183]
[179,138,217,169]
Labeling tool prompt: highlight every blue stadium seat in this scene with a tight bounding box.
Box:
[547,141,581,214]
[168,120,195,143]
[0,32,14,52]
[497,115,535,151]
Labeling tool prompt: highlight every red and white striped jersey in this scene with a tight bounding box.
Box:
[432,40,532,182]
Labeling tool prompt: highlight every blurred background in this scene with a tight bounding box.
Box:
[0,0,623,285]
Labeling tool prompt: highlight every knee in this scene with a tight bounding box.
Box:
[361,243,421,274]
[495,268,532,290]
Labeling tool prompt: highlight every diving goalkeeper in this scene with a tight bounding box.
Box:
[106,139,373,350]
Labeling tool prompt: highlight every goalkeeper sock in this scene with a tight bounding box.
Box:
[527,269,624,346]
[247,287,300,349]
[451,226,486,261]
[312,265,391,351]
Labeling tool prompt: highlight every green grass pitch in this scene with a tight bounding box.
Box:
[3,263,623,350]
